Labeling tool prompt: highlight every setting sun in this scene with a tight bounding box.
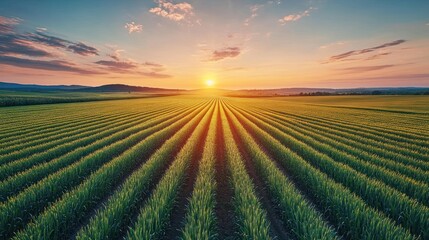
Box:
[205,79,215,87]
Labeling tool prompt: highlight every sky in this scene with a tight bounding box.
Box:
[0,0,428,89]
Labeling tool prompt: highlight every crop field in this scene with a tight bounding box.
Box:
[0,95,428,240]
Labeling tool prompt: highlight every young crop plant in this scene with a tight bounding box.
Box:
[125,102,215,239]
[219,104,272,240]
[181,102,219,240]
[11,102,213,240]
[76,101,213,240]
[222,102,339,240]
[225,101,416,240]
[0,102,209,239]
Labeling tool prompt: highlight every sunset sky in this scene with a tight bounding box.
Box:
[0,0,428,89]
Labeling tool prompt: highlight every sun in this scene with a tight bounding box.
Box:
[205,79,215,87]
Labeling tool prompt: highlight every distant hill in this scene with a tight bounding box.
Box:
[1,82,428,96]
[0,82,87,91]
[77,84,184,94]
[0,82,184,94]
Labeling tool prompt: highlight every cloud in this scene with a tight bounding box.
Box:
[320,41,346,49]
[143,61,163,67]
[95,60,137,71]
[279,7,313,25]
[0,17,53,57]
[67,42,99,56]
[244,4,263,26]
[29,32,70,48]
[25,31,99,56]
[327,40,406,63]
[0,35,54,57]
[149,0,194,23]
[0,55,100,74]
[0,18,99,57]
[338,64,395,74]
[365,52,391,60]
[0,15,169,79]
[222,67,246,72]
[0,16,21,34]
[268,0,281,5]
[95,58,170,78]
[125,22,143,34]
[139,71,171,78]
[107,49,124,61]
[208,47,241,61]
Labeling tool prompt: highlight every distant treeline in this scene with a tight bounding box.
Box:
[0,95,163,107]
[296,90,429,96]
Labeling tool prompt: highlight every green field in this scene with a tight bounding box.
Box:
[0,95,428,240]
[0,90,161,107]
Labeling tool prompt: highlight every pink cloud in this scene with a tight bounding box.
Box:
[149,0,194,22]
[124,22,143,34]
[208,47,241,61]
[279,7,314,25]
[0,16,22,33]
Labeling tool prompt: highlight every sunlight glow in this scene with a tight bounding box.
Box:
[205,79,215,87]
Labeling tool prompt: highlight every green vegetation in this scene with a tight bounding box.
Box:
[0,95,428,239]
[0,90,160,106]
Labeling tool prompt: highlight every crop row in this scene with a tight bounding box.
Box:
[0,103,191,180]
[255,109,429,183]
[260,106,429,151]
[0,102,204,202]
[265,108,429,162]
[124,101,215,240]
[234,105,429,204]
[226,101,427,239]
[0,107,171,167]
[181,102,219,239]
[222,102,340,240]
[0,107,127,145]
[75,101,213,240]
[0,100,211,239]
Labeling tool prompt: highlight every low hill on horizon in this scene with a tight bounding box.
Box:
[1,82,428,96]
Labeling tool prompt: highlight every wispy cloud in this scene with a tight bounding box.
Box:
[338,64,395,74]
[67,42,98,56]
[143,61,163,68]
[208,47,241,61]
[365,52,391,60]
[0,55,101,74]
[0,16,21,33]
[149,0,194,23]
[0,19,99,57]
[107,49,124,61]
[95,60,137,72]
[139,71,171,78]
[326,40,406,63]
[95,55,170,78]
[268,0,281,5]
[36,27,47,32]
[279,7,314,25]
[0,35,54,57]
[320,41,346,49]
[0,16,170,79]
[244,4,263,26]
[124,22,143,34]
